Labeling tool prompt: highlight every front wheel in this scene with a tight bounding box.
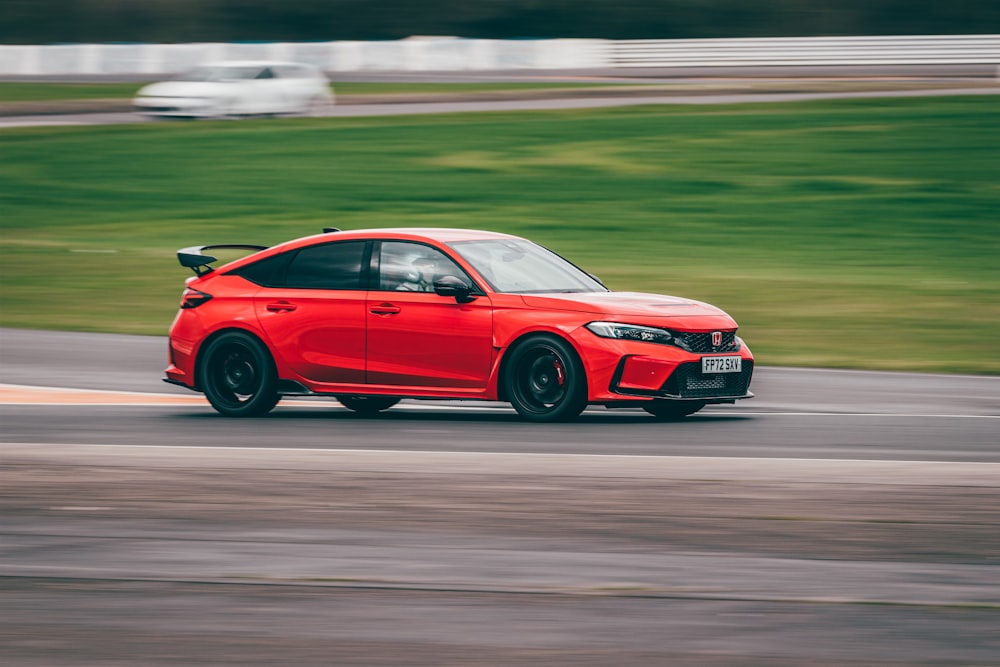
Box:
[199,331,279,417]
[337,396,400,416]
[504,335,587,422]
[643,400,706,420]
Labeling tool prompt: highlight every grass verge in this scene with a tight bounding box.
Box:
[1,95,997,373]
[0,81,632,104]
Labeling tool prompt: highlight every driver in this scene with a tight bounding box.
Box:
[396,254,438,292]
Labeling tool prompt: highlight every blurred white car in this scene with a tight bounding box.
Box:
[133,61,334,119]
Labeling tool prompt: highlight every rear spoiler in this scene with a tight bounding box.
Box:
[177,244,268,276]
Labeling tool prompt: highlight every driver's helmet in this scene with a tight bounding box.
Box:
[411,253,437,269]
[400,252,440,288]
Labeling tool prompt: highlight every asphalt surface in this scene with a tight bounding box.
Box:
[1,76,998,129]
[1,328,999,665]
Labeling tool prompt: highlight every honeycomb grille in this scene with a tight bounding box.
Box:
[662,361,754,399]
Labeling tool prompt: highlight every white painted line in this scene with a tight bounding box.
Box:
[732,411,1000,419]
[2,384,997,418]
[2,442,997,486]
[760,366,1000,381]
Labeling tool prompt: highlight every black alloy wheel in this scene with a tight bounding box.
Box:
[642,400,706,420]
[505,334,587,422]
[337,395,401,416]
[199,331,279,417]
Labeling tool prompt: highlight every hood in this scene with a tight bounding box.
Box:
[136,81,234,98]
[520,292,737,328]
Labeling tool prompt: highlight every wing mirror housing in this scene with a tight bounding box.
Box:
[434,275,477,303]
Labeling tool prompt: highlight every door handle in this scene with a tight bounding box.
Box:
[369,303,401,315]
[266,301,297,313]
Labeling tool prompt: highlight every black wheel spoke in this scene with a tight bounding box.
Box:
[505,335,586,422]
[200,332,278,417]
[521,353,565,406]
[220,348,258,397]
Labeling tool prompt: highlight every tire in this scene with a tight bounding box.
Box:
[642,400,706,420]
[337,395,400,416]
[504,334,587,422]
[199,331,279,417]
[213,99,239,119]
[304,95,333,117]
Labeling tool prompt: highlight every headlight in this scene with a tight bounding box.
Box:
[585,321,674,345]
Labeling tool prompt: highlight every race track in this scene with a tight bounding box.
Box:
[1,328,998,665]
[3,70,1000,663]
[2,81,998,129]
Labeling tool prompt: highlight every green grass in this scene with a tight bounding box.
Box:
[1,96,998,374]
[0,82,145,102]
[0,81,627,103]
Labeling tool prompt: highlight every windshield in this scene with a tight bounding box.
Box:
[174,66,261,82]
[448,239,607,294]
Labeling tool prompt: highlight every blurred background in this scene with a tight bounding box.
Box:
[2,0,999,43]
[1,2,998,375]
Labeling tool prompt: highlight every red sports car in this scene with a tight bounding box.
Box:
[165,228,754,421]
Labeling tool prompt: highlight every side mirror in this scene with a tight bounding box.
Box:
[434,275,477,303]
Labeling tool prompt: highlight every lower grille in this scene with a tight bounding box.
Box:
[662,361,754,399]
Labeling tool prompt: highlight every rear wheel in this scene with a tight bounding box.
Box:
[505,335,587,422]
[643,400,706,420]
[337,396,400,416]
[199,331,279,417]
[213,98,239,119]
[304,95,334,116]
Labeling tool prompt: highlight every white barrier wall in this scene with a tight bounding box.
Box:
[609,35,1000,67]
[0,35,997,76]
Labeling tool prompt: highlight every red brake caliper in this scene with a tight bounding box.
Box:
[553,358,565,385]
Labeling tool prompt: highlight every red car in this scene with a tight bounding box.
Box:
[165,228,754,421]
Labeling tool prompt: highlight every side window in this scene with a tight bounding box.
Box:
[230,252,291,287]
[378,241,467,293]
[284,241,366,290]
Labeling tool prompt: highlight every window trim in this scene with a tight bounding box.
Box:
[274,239,372,291]
[371,240,485,295]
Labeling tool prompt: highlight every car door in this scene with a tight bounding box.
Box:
[366,241,493,389]
[273,64,314,113]
[245,66,283,114]
[254,240,369,385]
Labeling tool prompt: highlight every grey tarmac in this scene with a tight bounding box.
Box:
[2,329,999,665]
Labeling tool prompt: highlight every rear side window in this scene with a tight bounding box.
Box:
[284,241,366,290]
[230,253,290,287]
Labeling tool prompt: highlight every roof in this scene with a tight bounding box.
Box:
[197,60,320,68]
[302,227,522,244]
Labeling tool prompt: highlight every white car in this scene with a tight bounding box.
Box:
[133,61,335,119]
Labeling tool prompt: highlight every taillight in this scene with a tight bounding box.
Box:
[180,287,213,309]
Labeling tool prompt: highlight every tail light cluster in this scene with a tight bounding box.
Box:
[180,287,213,309]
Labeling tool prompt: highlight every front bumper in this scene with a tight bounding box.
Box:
[567,329,755,404]
[612,356,754,402]
[133,97,220,118]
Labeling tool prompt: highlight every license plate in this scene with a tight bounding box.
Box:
[702,356,742,374]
